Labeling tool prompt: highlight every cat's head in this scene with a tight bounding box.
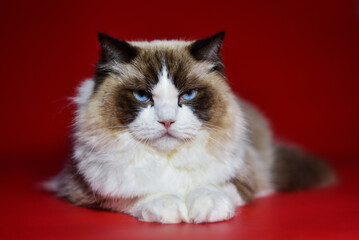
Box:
[77,32,237,152]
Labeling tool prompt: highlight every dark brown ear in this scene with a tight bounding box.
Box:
[189,31,225,62]
[98,33,137,63]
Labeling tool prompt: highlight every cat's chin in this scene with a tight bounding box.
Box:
[149,134,184,152]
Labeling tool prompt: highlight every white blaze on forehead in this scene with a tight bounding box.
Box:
[152,63,179,122]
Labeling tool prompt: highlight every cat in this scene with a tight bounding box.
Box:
[45,31,334,224]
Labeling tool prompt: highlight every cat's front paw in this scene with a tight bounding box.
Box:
[187,187,236,223]
[135,194,189,224]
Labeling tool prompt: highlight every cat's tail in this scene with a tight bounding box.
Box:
[271,144,336,192]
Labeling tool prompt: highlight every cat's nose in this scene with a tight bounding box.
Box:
[158,120,175,130]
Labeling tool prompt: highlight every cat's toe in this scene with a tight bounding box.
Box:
[187,188,235,223]
[135,195,189,224]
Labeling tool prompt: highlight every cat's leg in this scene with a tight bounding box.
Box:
[186,183,245,223]
[128,193,189,224]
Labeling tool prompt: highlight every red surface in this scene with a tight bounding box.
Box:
[1,0,358,239]
[1,154,358,240]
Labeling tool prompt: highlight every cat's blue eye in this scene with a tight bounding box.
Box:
[133,90,151,103]
[181,89,197,101]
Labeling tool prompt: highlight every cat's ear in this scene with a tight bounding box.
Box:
[98,33,137,63]
[190,31,225,62]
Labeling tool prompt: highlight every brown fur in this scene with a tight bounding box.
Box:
[50,160,99,208]
[231,178,256,203]
[231,99,335,200]
[231,147,264,203]
[228,100,273,202]
[272,144,335,191]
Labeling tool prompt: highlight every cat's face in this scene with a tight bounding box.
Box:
[127,63,203,151]
[85,32,231,152]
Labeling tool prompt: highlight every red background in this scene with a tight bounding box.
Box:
[1,0,358,158]
[0,0,358,239]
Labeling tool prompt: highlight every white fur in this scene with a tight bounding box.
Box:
[152,64,179,122]
[73,78,95,107]
[132,194,189,223]
[72,63,250,223]
[186,185,240,223]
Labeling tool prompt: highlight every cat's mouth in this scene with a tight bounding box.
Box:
[160,131,177,139]
[146,131,178,143]
[144,131,184,151]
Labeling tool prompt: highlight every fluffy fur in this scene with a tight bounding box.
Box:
[46,32,334,224]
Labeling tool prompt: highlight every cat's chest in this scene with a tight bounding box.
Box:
[77,140,242,198]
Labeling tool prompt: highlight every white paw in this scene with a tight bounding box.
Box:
[135,194,189,224]
[187,187,236,223]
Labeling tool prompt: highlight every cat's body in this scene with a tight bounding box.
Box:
[46,32,334,223]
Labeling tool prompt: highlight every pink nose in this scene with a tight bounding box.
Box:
[158,120,175,130]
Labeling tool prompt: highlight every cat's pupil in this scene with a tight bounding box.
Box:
[138,90,146,97]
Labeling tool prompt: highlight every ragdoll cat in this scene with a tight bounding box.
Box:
[46,32,334,224]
